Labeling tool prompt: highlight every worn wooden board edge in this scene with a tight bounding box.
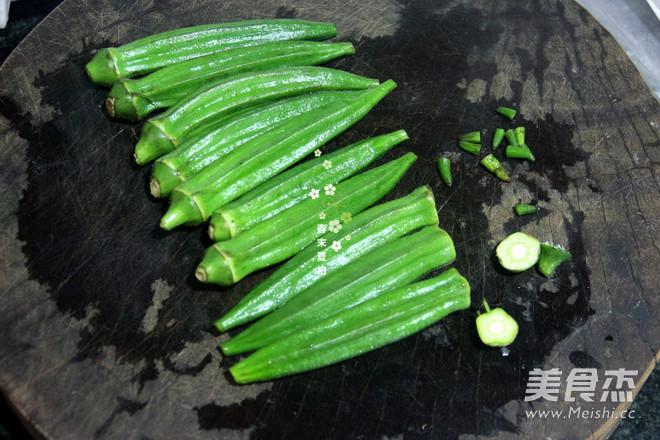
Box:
[0,0,658,439]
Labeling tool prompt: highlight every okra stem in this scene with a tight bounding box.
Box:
[497,106,517,120]
[437,157,452,186]
[538,243,572,276]
[195,152,416,286]
[514,204,538,216]
[505,144,535,161]
[229,268,470,383]
[480,154,511,182]
[220,226,456,355]
[492,128,505,149]
[214,185,439,331]
[458,140,481,155]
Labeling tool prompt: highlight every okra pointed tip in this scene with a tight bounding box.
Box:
[85,48,118,87]
[134,121,175,165]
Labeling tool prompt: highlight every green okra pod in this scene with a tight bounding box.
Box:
[229,268,471,383]
[208,129,410,241]
[437,157,452,186]
[481,154,511,182]
[195,152,417,286]
[214,185,440,331]
[85,19,338,87]
[220,225,456,355]
[160,80,396,230]
[150,91,349,198]
[134,66,381,165]
[107,40,356,121]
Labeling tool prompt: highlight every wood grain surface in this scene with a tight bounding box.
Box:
[0,0,659,439]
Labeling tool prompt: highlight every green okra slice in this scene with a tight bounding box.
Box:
[437,157,452,186]
[134,66,380,165]
[538,243,572,276]
[497,106,517,120]
[492,128,505,149]
[229,268,471,383]
[195,152,417,286]
[458,140,481,155]
[107,40,356,121]
[150,91,350,198]
[160,80,396,230]
[208,130,410,241]
[481,154,511,182]
[220,225,456,356]
[514,204,538,216]
[505,144,536,161]
[215,185,439,331]
[85,19,338,87]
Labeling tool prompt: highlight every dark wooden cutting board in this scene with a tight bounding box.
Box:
[1,0,659,439]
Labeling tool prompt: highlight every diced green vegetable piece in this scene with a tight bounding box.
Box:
[476,300,519,347]
[220,225,456,355]
[229,268,471,383]
[497,106,517,120]
[496,232,541,272]
[438,157,452,186]
[514,204,538,216]
[492,128,505,149]
[504,129,519,147]
[458,140,481,155]
[480,154,511,182]
[459,131,481,143]
[514,126,526,147]
[538,243,572,276]
[505,144,535,161]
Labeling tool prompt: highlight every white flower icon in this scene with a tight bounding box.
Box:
[314,149,322,157]
[319,212,326,220]
[324,184,336,196]
[309,188,320,199]
[331,241,342,252]
[322,160,332,169]
[328,219,342,233]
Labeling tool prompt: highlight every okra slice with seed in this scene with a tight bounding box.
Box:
[160,81,396,230]
[215,185,439,331]
[220,225,456,355]
[208,130,409,241]
[496,232,541,272]
[229,268,470,383]
[195,152,417,286]
[86,19,339,87]
[107,41,356,121]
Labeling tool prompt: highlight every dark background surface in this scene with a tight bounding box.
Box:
[0,1,658,439]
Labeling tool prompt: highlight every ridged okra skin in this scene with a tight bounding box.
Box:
[214,185,439,331]
[229,268,471,383]
[134,66,381,165]
[85,19,338,87]
[208,129,410,242]
[195,152,417,287]
[107,41,356,121]
[219,225,457,355]
[160,80,397,230]
[150,91,351,198]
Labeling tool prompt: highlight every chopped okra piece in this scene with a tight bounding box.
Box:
[505,144,535,161]
[437,157,452,186]
[514,204,538,216]
[504,129,519,147]
[476,300,519,347]
[514,126,525,146]
[497,106,517,120]
[459,131,481,143]
[496,232,541,272]
[481,154,510,182]
[492,128,505,149]
[458,140,481,155]
[538,243,572,276]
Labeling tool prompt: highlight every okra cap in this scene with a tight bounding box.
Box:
[106,81,148,122]
[196,245,237,286]
[85,48,119,88]
[150,160,184,198]
[134,120,176,165]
